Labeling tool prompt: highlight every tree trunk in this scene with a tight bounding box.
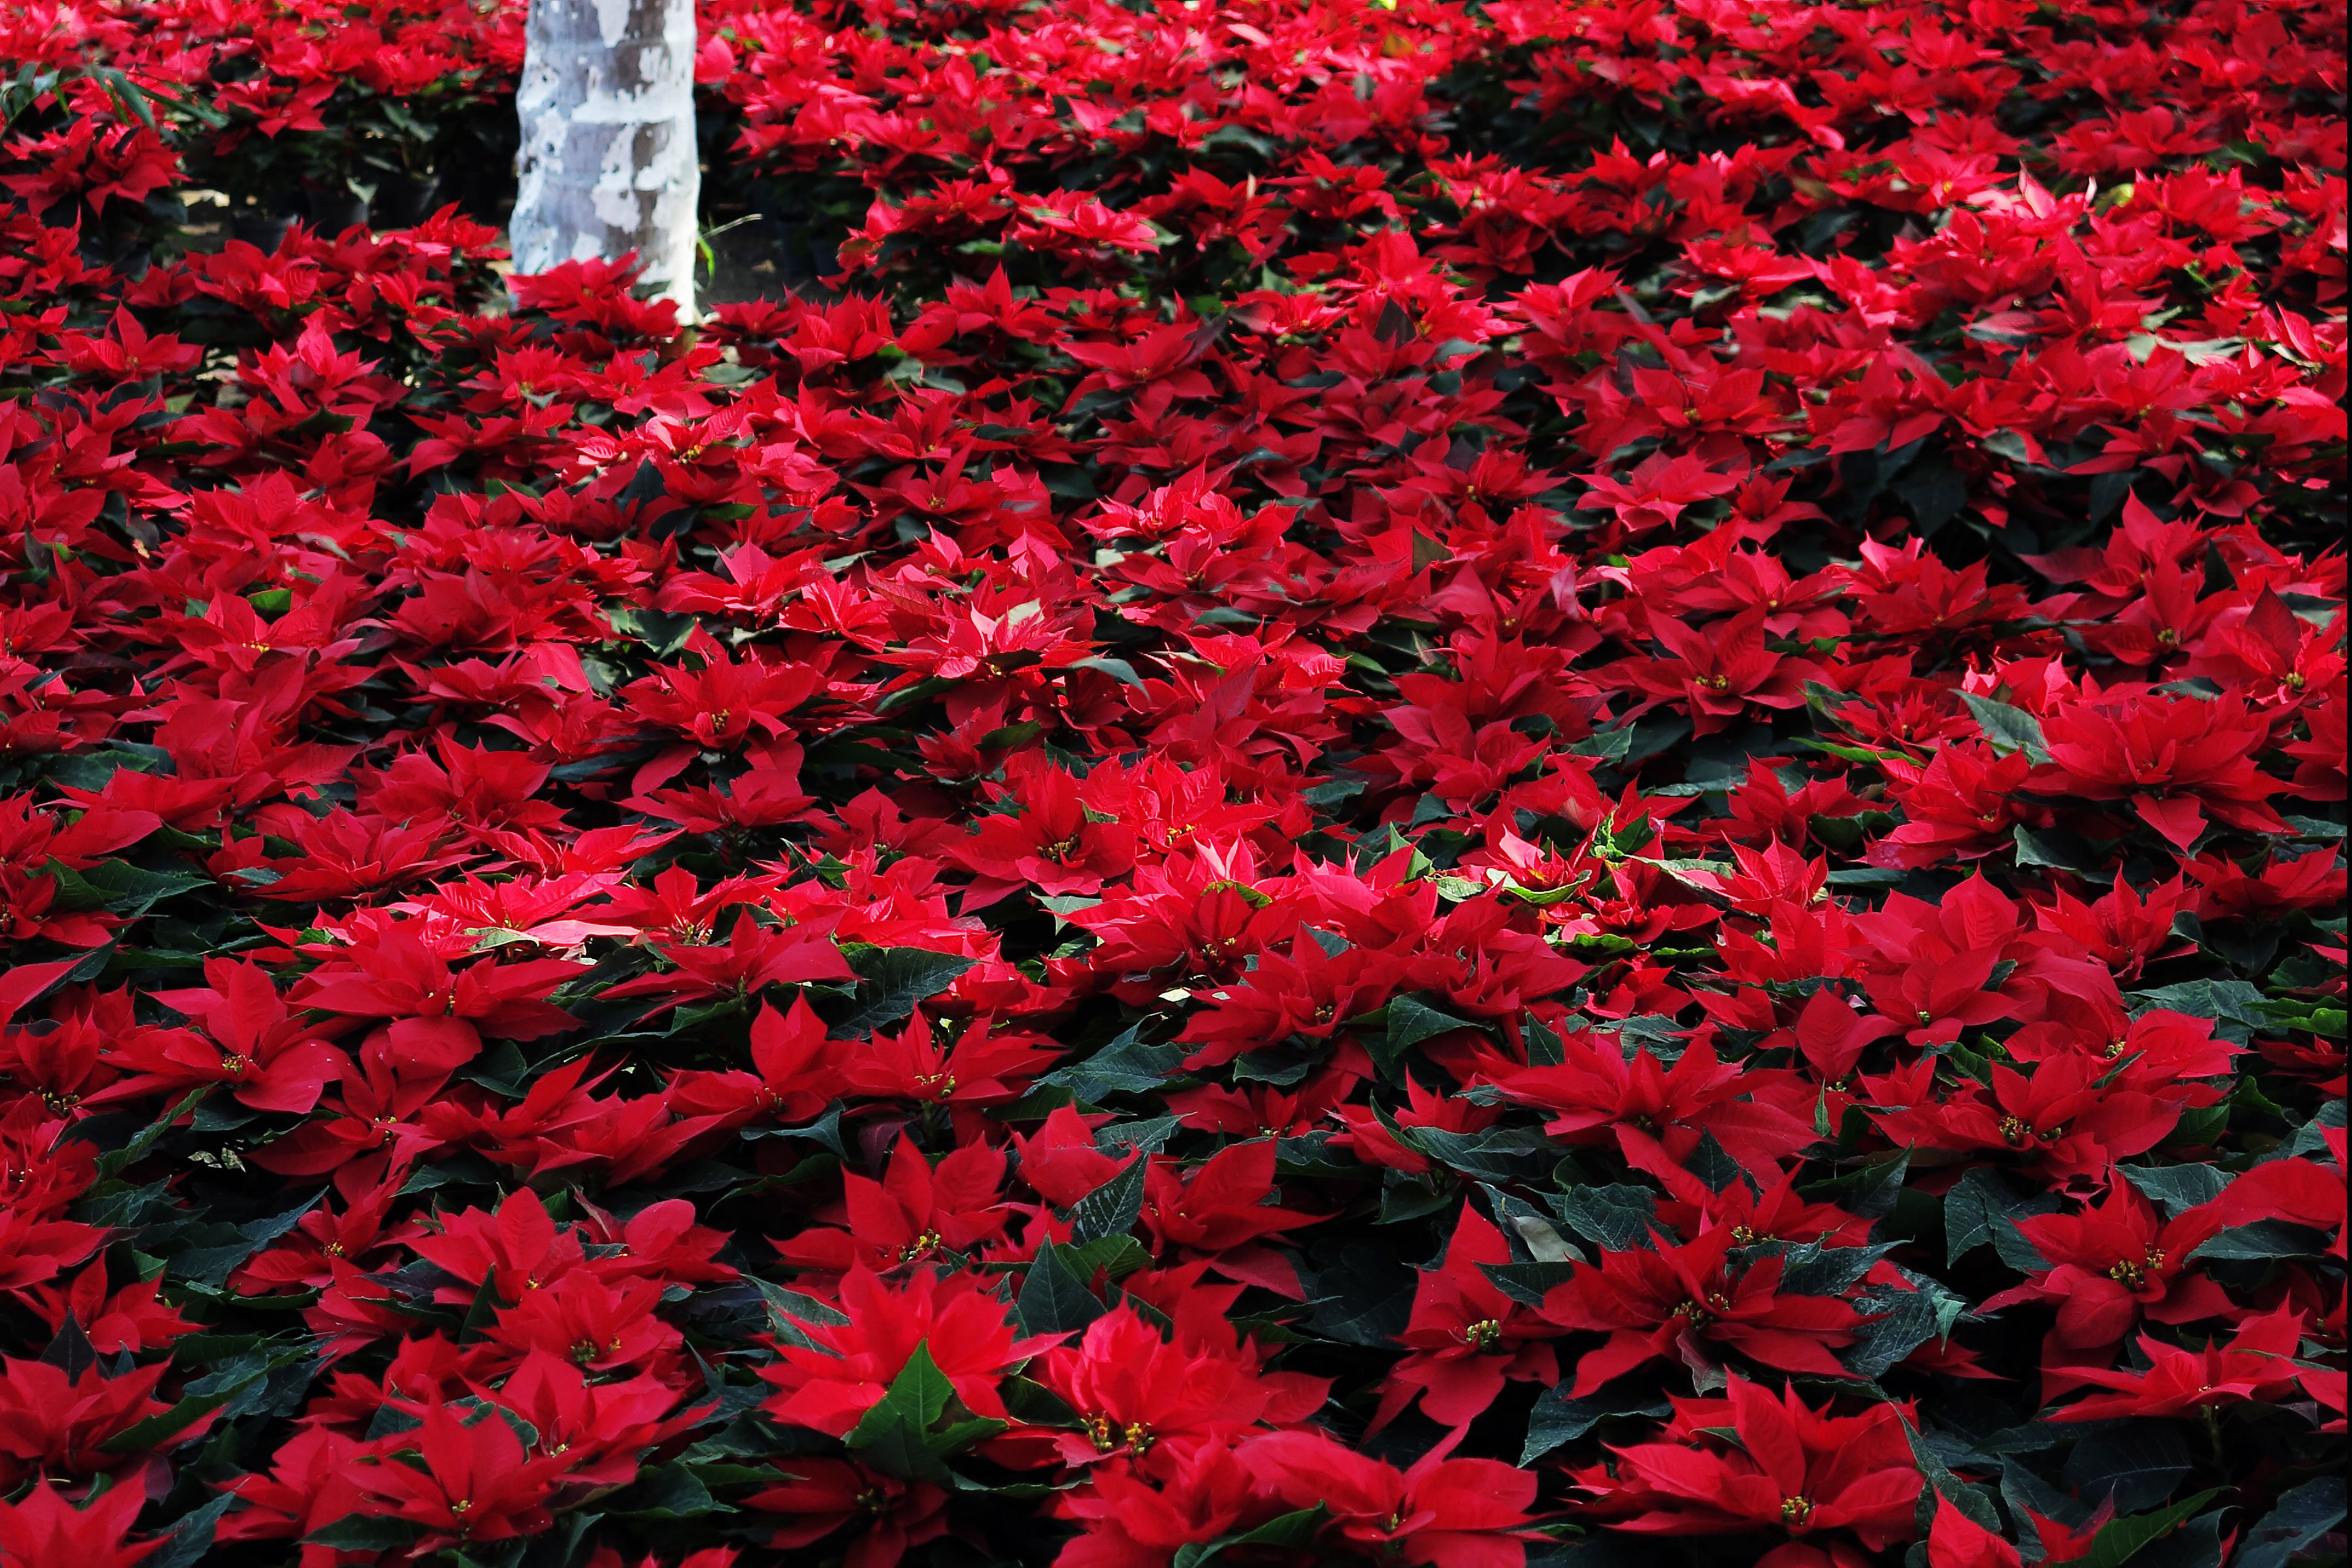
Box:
[512,0,700,316]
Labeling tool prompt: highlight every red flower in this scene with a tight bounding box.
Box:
[1247,1428,1543,1568]
[745,1458,949,1568]
[2048,1305,2310,1420]
[91,957,348,1113]
[0,1358,179,1485]
[1979,1179,2234,1355]
[1034,1302,1311,1467]
[344,1399,570,1548]
[1538,1226,1869,1392]
[1056,1439,1284,1568]
[2034,688,2288,851]
[599,910,853,1015]
[1490,1030,1817,1180]
[1927,1499,2025,1568]
[0,1480,161,1568]
[1140,1140,1320,1294]
[777,1132,1011,1274]
[1375,1204,1558,1429]
[759,1266,1056,1437]
[24,1262,194,1356]
[1570,1379,1920,1558]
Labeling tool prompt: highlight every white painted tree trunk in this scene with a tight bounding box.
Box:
[512,0,700,316]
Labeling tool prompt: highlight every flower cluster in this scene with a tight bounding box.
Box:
[0,0,2343,1563]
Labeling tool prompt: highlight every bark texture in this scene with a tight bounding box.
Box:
[512,0,700,314]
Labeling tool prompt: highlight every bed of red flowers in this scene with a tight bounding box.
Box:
[0,0,2345,1563]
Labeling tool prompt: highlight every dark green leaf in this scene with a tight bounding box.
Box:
[1041,1027,1187,1103]
[826,948,977,1040]
[1066,1156,1146,1245]
[1774,1239,1897,1296]
[1482,1260,1578,1308]
[1944,1168,2053,1271]
[92,1087,209,1178]
[1372,994,1475,1077]
[1549,1186,1656,1252]
[1305,1243,1416,1347]
[2233,1477,2347,1568]
[1906,1420,2003,1534]
[609,1462,729,1519]
[171,1194,321,1287]
[2127,979,2269,1046]
[844,1341,957,1480]
[2187,1221,2328,1262]
[145,1494,237,1568]
[40,1315,97,1379]
[2078,1490,2221,1568]
[2118,1164,2229,1217]
[103,1345,309,1453]
[1960,692,2051,763]
[1686,1130,1744,1192]
[1407,1125,1556,1183]
[303,1516,423,1550]
[1173,1507,1326,1568]
[2066,1425,2194,1515]
[1522,1384,1671,1465]
[1017,1244,1107,1336]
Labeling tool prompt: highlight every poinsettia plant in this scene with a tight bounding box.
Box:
[0,0,2344,1563]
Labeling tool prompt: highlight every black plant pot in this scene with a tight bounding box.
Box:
[374,171,444,228]
[301,183,371,235]
[230,212,293,252]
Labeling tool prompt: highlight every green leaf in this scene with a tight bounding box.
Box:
[604,604,700,655]
[1567,727,1637,762]
[1072,655,1143,685]
[1904,1420,2003,1534]
[1041,1026,1187,1103]
[860,1343,955,1433]
[2187,1220,2328,1262]
[1960,692,2051,763]
[1001,1375,1081,1428]
[104,1346,307,1452]
[1522,1385,1671,1465]
[144,1494,237,1568]
[1846,1272,1967,1381]
[1173,1507,1326,1568]
[2233,1477,2347,1568]
[2127,979,2269,1045]
[610,1462,729,1519]
[1686,1131,1743,1192]
[169,1194,321,1287]
[826,948,977,1040]
[2117,1164,2229,1217]
[844,1341,958,1481]
[747,1277,850,1352]
[2078,1490,2220,1568]
[1548,1186,1656,1252]
[93,1087,210,1178]
[1943,1168,2053,1271]
[1773,1238,1898,1296]
[1017,1243,1108,1336]
[928,1415,1008,1454]
[74,858,207,913]
[2014,825,2100,872]
[1305,1243,1416,1347]
[1066,1156,1147,1245]
[2066,1425,2193,1515]
[1481,1260,1578,1308]
[1893,455,1968,534]
[1405,1125,1555,1183]
[1370,993,1473,1077]
[303,1515,423,1550]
